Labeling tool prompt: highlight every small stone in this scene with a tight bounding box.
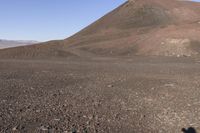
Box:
[107,84,114,88]
[40,126,48,131]
[36,110,40,113]
[12,126,17,131]
[164,83,175,87]
[88,115,93,120]
[86,121,90,125]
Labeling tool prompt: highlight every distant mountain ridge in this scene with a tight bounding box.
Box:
[0,39,39,49]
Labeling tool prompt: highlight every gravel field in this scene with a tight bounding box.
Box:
[0,57,200,132]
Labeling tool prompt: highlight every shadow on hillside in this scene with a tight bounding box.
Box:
[182,127,197,133]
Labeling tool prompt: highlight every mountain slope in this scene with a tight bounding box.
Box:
[0,0,200,58]
[65,0,200,57]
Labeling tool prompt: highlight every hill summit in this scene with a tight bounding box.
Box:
[0,0,200,58]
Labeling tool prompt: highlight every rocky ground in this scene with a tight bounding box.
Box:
[0,57,200,132]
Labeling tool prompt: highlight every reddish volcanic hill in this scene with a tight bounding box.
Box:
[1,0,200,58]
